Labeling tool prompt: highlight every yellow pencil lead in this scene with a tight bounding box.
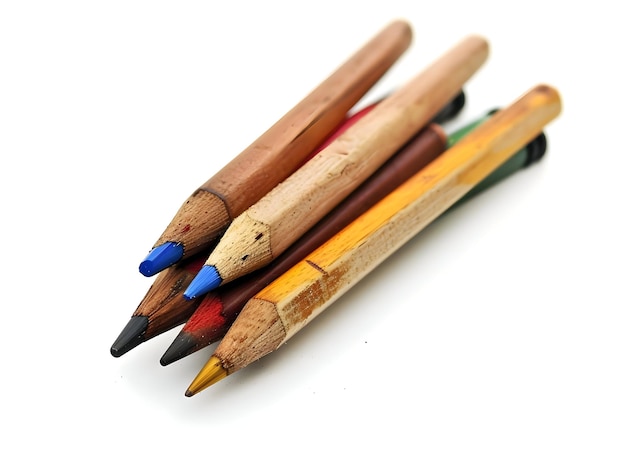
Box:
[185,356,228,397]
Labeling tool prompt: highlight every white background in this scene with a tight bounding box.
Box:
[1,1,624,470]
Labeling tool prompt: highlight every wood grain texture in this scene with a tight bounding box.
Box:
[152,20,413,259]
[204,35,490,284]
[207,84,562,381]
[130,251,208,338]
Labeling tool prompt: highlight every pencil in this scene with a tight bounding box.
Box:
[162,105,543,366]
[183,35,490,299]
[138,19,413,277]
[185,83,562,395]
[111,91,467,358]
[110,251,208,357]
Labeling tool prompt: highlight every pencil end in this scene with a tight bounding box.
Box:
[432,89,466,124]
[185,356,228,396]
[139,242,184,277]
[183,265,221,300]
[160,331,197,366]
[110,316,149,357]
[524,131,548,166]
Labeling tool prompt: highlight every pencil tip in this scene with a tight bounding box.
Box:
[186,356,228,396]
[160,332,196,366]
[110,316,149,357]
[183,265,221,300]
[139,242,184,277]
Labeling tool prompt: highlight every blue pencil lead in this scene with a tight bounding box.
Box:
[139,242,184,276]
[183,265,222,300]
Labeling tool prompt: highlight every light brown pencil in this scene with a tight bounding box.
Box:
[186,83,562,395]
[184,34,490,299]
[138,20,413,276]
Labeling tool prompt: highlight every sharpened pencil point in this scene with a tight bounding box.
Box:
[160,332,197,366]
[183,265,221,300]
[186,356,228,396]
[110,316,149,357]
[139,242,184,277]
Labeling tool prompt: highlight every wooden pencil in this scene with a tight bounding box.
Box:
[110,251,208,357]
[138,19,413,276]
[162,115,547,365]
[185,83,562,395]
[183,35,490,299]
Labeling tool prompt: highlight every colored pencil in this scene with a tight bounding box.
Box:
[183,35,490,299]
[110,251,209,357]
[162,105,543,366]
[111,91,466,358]
[138,20,413,277]
[185,83,562,396]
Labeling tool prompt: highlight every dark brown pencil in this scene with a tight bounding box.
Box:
[138,20,413,277]
[110,251,209,357]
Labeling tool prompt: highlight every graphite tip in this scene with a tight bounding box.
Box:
[160,332,197,366]
[110,316,149,357]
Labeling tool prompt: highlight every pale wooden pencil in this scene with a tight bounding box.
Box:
[184,34,490,299]
[185,84,562,395]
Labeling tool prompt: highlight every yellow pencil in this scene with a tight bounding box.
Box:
[186,83,562,396]
[183,34,490,299]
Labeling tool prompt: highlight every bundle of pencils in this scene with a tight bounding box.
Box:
[110,19,562,398]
